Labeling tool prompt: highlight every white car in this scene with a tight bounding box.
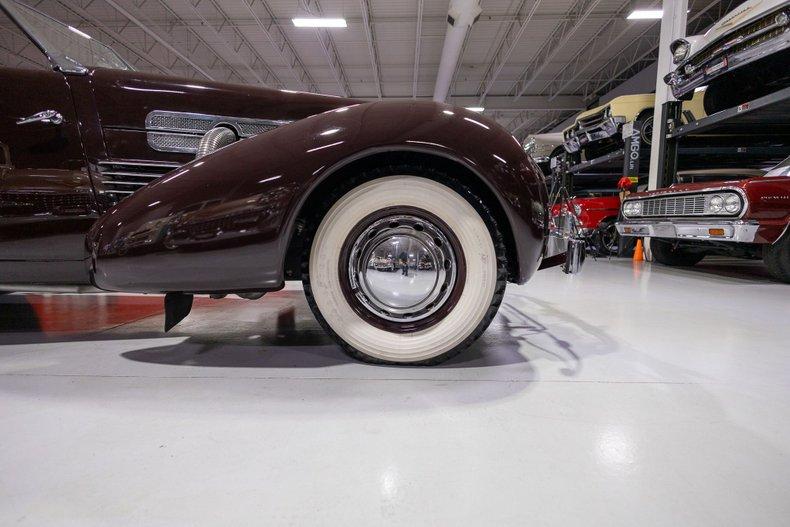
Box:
[522,133,564,175]
[665,0,790,114]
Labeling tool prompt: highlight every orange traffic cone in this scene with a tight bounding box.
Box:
[633,238,644,262]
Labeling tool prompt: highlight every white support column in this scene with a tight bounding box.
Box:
[647,0,688,191]
[433,0,481,102]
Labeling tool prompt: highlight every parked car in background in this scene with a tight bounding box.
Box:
[0,0,579,365]
[665,0,790,114]
[616,157,790,283]
[523,132,564,176]
[552,193,621,256]
[563,91,706,161]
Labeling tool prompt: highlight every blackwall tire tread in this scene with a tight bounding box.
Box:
[651,239,705,267]
[301,164,508,366]
[764,231,790,284]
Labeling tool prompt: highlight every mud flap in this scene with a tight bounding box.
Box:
[164,292,193,332]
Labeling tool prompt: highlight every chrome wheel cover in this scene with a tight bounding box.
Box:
[346,214,457,323]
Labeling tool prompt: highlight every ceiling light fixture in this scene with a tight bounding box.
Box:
[465,107,485,112]
[292,18,347,28]
[627,9,663,19]
[68,25,92,39]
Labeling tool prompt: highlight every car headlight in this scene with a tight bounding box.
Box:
[708,195,724,213]
[724,194,742,214]
[671,39,690,64]
[622,200,641,217]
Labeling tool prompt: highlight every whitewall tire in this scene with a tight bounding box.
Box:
[303,172,506,365]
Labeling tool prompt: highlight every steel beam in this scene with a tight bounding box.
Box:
[359,0,383,98]
[412,0,423,98]
[541,0,660,100]
[243,0,319,93]
[175,0,282,87]
[476,0,542,105]
[103,0,215,80]
[509,0,603,99]
[300,0,352,97]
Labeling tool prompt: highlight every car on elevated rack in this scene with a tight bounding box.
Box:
[616,157,790,283]
[665,0,790,115]
[562,91,706,162]
[522,133,564,176]
[0,1,582,365]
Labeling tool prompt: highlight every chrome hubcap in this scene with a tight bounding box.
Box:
[347,214,457,323]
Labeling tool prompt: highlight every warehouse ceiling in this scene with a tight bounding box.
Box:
[1,0,743,139]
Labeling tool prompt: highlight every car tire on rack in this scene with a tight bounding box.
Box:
[593,218,620,257]
[650,239,705,267]
[302,167,507,365]
[764,230,790,284]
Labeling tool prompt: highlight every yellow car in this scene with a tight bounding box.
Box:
[563,91,706,160]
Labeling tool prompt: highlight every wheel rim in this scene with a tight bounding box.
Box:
[601,222,619,253]
[641,116,654,145]
[340,207,465,332]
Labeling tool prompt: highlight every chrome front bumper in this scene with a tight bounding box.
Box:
[563,116,625,153]
[616,219,760,243]
[666,26,790,99]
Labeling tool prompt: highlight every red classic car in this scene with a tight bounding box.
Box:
[616,158,790,282]
[552,194,621,255]
[0,1,580,365]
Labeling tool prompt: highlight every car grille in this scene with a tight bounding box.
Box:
[641,195,706,217]
[576,108,608,130]
[96,160,181,204]
[686,10,788,72]
[0,191,95,215]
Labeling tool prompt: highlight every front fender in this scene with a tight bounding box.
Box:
[89,101,546,293]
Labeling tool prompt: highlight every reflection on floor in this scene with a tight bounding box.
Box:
[1,258,788,525]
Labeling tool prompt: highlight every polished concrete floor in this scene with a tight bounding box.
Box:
[1,258,788,526]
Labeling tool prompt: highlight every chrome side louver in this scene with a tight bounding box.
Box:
[96,160,181,203]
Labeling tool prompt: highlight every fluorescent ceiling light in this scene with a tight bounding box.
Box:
[68,25,92,39]
[627,9,663,19]
[465,107,485,112]
[292,18,347,28]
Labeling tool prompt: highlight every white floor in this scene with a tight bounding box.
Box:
[1,258,788,526]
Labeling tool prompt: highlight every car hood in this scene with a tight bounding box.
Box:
[90,67,361,131]
[627,179,754,199]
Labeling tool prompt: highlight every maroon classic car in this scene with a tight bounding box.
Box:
[616,158,790,282]
[0,2,581,365]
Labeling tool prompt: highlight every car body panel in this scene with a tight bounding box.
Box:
[0,67,97,267]
[88,102,547,293]
[550,195,620,231]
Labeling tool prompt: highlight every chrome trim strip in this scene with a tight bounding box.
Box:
[616,219,760,243]
[98,160,181,168]
[99,171,172,178]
